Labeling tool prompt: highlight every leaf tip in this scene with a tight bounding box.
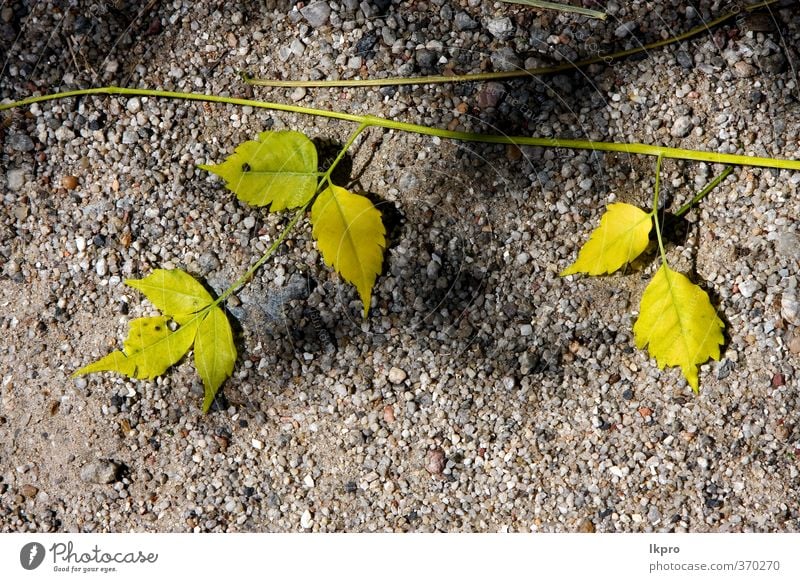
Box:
[684,367,700,393]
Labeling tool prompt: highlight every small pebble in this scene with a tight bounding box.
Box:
[21,484,39,498]
[781,292,799,325]
[300,509,313,529]
[647,506,661,524]
[614,22,637,38]
[426,448,445,475]
[676,50,694,69]
[454,12,477,31]
[80,459,120,484]
[733,61,757,78]
[476,82,504,109]
[61,175,79,190]
[6,168,25,190]
[739,279,759,298]
[388,367,407,384]
[126,97,141,114]
[670,116,693,138]
[300,2,331,28]
[486,17,514,40]
[8,133,35,152]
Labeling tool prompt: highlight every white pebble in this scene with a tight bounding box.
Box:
[300,509,313,529]
[303,474,315,488]
[251,439,263,450]
[388,367,407,384]
[126,97,141,114]
[738,279,760,298]
[781,291,799,325]
[95,257,108,277]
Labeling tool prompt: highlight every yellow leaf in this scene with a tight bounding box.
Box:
[126,269,213,324]
[311,185,386,317]
[194,306,237,413]
[633,265,724,392]
[74,316,201,380]
[199,130,318,211]
[561,203,653,276]
[123,315,171,353]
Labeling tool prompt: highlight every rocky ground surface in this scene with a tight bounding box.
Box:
[1,0,799,533]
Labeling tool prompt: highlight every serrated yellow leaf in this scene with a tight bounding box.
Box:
[194,306,237,413]
[633,265,724,392]
[126,269,213,324]
[311,185,386,317]
[199,130,318,211]
[561,202,653,276]
[74,316,201,380]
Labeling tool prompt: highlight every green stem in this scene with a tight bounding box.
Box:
[652,154,667,266]
[3,87,799,170]
[319,121,370,185]
[210,122,370,306]
[500,0,606,19]
[242,0,777,88]
[674,166,734,217]
[214,204,308,307]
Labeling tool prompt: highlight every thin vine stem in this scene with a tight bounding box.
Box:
[652,154,667,265]
[320,121,370,183]
[3,86,799,170]
[242,0,778,88]
[500,0,606,20]
[674,166,734,217]
[214,203,308,307]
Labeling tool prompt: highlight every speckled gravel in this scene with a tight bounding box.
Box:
[1,1,799,533]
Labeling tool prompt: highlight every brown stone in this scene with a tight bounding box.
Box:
[61,175,78,190]
[20,484,39,498]
[426,448,446,475]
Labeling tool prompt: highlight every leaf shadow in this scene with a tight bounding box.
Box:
[312,137,354,186]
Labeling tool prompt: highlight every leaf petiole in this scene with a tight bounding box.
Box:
[317,121,370,191]
[651,154,667,267]
[213,203,308,308]
[674,166,734,217]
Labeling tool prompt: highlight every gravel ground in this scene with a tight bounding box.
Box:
[1,0,799,533]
